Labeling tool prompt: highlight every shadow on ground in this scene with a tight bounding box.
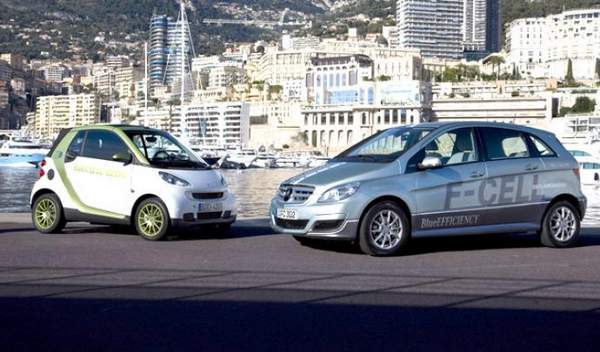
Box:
[0,289,598,351]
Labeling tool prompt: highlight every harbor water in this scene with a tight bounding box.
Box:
[0,167,299,218]
[1,167,599,226]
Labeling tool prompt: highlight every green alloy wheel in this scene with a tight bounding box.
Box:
[32,193,66,234]
[135,198,170,240]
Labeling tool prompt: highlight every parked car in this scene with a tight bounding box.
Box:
[271,122,586,256]
[31,125,236,240]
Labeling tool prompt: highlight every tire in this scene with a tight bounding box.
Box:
[32,193,66,234]
[358,201,410,256]
[134,197,170,241]
[540,201,581,248]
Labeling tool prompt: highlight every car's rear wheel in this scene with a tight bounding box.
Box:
[32,193,66,234]
[540,201,580,248]
[359,201,410,256]
[134,198,170,241]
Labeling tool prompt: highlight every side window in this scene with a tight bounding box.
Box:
[480,128,530,160]
[422,128,478,166]
[82,130,129,161]
[66,131,85,158]
[528,134,556,157]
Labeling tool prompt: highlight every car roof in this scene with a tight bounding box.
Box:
[408,121,554,136]
[70,124,164,134]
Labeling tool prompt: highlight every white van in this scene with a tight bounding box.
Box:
[30,125,236,240]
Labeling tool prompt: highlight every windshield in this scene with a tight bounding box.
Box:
[334,127,434,163]
[125,130,209,169]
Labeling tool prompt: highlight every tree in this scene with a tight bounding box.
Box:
[595,58,600,80]
[565,58,575,84]
[487,55,505,80]
[571,97,596,114]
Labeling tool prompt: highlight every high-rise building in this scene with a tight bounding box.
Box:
[148,4,194,99]
[485,0,502,53]
[396,0,463,60]
[463,0,487,52]
[463,0,502,60]
[148,14,170,93]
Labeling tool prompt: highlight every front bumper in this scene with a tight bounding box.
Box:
[269,198,359,240]
[167,190,237,226]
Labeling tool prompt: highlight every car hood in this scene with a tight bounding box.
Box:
[166,168,226,191]
[283,162,393,187]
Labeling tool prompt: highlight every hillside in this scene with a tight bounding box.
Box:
[1,0,600,60]
[0,0,328,60]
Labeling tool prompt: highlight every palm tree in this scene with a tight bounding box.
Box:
[487,55,505,80]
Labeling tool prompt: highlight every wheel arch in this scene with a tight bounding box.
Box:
[130,194,171,225]
[358,195,413,233]
[547,194,583,219]
[30,189,58,208]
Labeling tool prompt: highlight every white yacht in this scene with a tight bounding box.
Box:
[0,136,49,167]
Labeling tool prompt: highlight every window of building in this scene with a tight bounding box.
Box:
[400,110,407,124]
[348,113,354,125]
[321,114,327,125]
[392,110,398,124]
[82,130,129,161]
[480,128,531,160]
[384,110,390,124]
[338,113,344,125]
[330,114,335,125]
[361,113,367,125]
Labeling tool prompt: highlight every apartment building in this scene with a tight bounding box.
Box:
[506,9,600,79]
[34,94,100,138]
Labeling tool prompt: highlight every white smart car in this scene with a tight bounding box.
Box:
[30,125,236,240]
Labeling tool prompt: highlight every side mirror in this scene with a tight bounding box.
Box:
[112,152,132,165]
[418,156,443,170]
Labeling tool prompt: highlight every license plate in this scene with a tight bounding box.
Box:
[277,209,297,220]
[199,202,223,212]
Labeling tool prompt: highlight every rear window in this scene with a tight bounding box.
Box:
[480,127,530,160]
[48,128,72,157]
[528,134,556,157]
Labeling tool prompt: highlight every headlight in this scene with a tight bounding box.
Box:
[219,173,227,186]
[318,182,360,203]
[159,172,190,187]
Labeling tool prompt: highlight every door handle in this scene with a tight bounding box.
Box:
[525,164,539,171]
[470,170,485,178]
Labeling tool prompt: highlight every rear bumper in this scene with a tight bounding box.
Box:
[578,196,587,219]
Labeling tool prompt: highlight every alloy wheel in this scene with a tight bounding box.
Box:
[137,203,165,237]
[35,198,57,230]
[549,206,577,242]
[369,209,403,250]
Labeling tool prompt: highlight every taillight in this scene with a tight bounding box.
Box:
[573,168,580,179]
[38,159,47,178]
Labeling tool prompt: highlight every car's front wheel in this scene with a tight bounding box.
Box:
[134,197,170,241]
[358,201,410,256]
[32,193,66,234]
[540,201,581,248]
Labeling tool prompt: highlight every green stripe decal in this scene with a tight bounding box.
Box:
[53,127,142,220]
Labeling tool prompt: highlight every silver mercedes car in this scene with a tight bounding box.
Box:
[270,122,587,256]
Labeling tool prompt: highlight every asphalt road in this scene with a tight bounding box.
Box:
[1,213,600,351]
